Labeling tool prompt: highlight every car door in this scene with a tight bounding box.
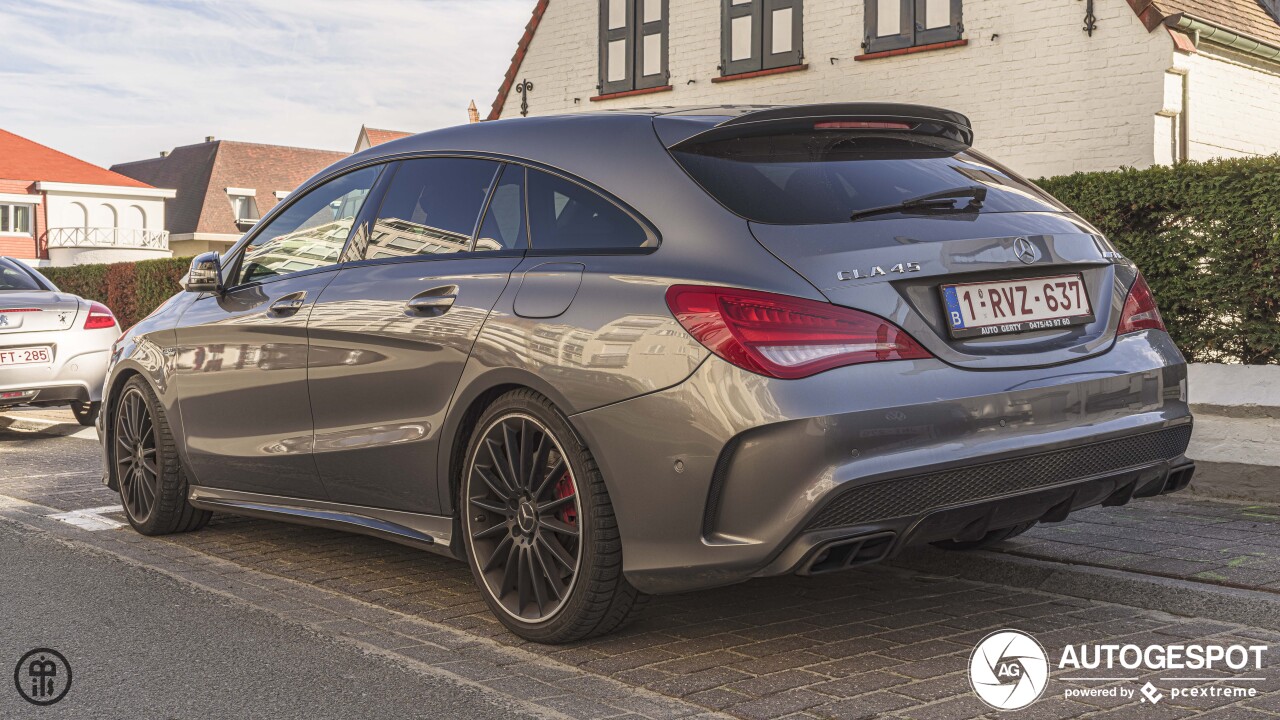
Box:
[173,165,382,499]
[306,158,525,513]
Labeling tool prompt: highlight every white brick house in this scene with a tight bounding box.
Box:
[488,0,1280,178]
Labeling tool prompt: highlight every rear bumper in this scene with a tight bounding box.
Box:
[0,343,113,406]
[571,330,1192,595]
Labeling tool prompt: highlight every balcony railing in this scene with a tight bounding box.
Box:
[44,227,170,250]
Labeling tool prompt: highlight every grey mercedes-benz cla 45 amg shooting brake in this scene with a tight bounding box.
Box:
[99,103,1194,642]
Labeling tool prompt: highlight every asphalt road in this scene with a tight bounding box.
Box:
[0,518,538,719]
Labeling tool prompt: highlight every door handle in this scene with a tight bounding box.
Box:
[269,292,307,316]
[405,287,457,316]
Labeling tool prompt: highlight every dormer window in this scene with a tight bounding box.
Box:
[226,187,260,229]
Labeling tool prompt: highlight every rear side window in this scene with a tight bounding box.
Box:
[526,168,653,252]
[475,165,527,252]
[670,130,1063,225]
[362,158,500,260]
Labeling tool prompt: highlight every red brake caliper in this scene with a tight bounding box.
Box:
[553,471,577,527]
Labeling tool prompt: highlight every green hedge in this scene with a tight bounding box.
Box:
[1038,156,1280,365]
[40,257,191,330]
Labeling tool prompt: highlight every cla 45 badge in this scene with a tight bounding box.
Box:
[836,262,922,281]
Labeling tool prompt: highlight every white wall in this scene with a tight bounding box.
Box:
[1174,44,1280,161]
[496,0,1184,178]
[43,190,165,232]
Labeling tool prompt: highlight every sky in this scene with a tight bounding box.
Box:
[1,0,530,167]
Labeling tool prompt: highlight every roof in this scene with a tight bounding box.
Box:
[1152,0,1280,46]
[0,128,153,188]
[363,128,412,146]
[111,140,347,235]
[488,0,550,121]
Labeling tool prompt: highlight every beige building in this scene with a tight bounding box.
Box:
[488,0,1280,178]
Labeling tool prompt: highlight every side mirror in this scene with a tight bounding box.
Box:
[186,252,222,293]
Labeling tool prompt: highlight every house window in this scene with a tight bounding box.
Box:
[864,0,962,54]
[599,0,668,95]
[226,188,261,229]
[722,0,802,76]
[0,204,32,235]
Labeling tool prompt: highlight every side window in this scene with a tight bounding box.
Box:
[361,158,499,260]
[599,0,669,96]
[865,0,962,54]
[722,0,803,77]
[236,166,379,285]
[475,165,528,252]
[526,169,652,252]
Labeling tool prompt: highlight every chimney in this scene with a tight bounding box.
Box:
[160,150,169,157]
[205,136,215,143]
[468,100,480,124]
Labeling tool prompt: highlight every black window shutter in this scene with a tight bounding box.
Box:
[864,0,914,54]
[634,0,669,90]
[914,0,963,45]
[762,0,802,69]
[599,0,635,94]
[722,0,762,76]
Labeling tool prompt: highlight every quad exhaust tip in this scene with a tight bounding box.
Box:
[798,532,896,576]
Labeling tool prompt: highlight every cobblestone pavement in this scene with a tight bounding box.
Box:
[999,498,1280,593]
[4,418,1280,719]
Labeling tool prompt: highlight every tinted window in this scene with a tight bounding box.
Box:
[237,166,380,285]
[670,131,1063,225]
[475,165,527,252]
[361,158,499,260]
[526,169,651,251]
[0,260,41,291]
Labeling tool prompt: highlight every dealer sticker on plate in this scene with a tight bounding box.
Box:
[941,274,1094,338]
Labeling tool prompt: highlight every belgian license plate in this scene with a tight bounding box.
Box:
[0,346,52,366]
[941,274,1093,338]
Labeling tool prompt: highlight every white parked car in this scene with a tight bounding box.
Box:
[0,256,120,426]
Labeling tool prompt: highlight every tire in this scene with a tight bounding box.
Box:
[932,521,1036,552]
[111,376,211,536]
[460,389,646,643]
[70,400,99,426]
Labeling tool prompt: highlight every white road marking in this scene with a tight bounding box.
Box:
[46,505,125,531]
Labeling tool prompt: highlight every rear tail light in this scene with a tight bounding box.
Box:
[1117,273,1165,335]
[665,285,931,379]
[84,301,117,330]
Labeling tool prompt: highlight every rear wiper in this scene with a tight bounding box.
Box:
[850,185,988,221]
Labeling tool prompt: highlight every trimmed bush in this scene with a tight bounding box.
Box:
[1039,156,1280,365]
[40,257,190,330]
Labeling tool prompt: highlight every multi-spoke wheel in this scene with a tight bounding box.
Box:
[461,389,646,643]
[111,376,210,536]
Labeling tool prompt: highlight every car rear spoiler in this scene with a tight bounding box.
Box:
[663,103,974,149]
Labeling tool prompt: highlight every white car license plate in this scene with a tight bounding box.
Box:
[0,346,52,366]
[941,274,1093,338]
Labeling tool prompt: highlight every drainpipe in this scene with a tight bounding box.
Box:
[1165,14,1280,61]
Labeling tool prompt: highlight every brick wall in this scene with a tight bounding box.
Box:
[0,179,43,260]
[1174,44,1280,161]
[494,0,1187,178]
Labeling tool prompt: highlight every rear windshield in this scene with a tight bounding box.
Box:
[0,261,42,291]
[670,131,1064,225]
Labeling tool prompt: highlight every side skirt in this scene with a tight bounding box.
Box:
[188,486,458,560]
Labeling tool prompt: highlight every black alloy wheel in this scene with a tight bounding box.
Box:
[111,376,210,535]
[115,386,159,526]
[465,412,582,624]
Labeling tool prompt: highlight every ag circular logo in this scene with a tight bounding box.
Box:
[14,648,72,706]
[969,629,1049,711]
